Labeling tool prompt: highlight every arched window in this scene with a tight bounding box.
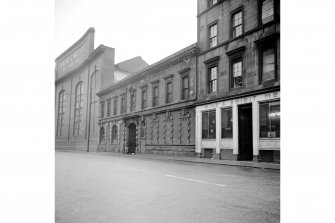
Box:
[73,82,83,135]
[57,90,65,136]
[99,127,105,144]
[112,125,118,143]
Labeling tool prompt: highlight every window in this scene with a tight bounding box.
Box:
[261,0,274,24]
[166,82,173,103]
[130,90,136,112]
[202,110,216,139]
[208,66,217,93]
[99,127,105,144]
[153,85,159,107]
[261,47,276,82]
[260,101,280,138]
[141,88,147,109]
[232,10,243,38]
[208,0,217,7]
[221,108,233,138]
[107,99,111,117]
[209,23,217,48]
[181,75,189,100]
[231,59,243,88]
[57,90,65,136]
[73,82,83,135]
[121,96,126,114]
[113,98,118,115]
[100,101,105,118]
[111,125,118,143]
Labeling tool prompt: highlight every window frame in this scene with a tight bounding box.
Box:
[151,80,160,107]
[208,0,218,8]
[221,107,233,138]
[141,87,147,109]
[73,81,83,136]
[113,97,118,116]
[107,99,111,117]
[202,110,216,139]
[208,65,218,94]
[259,100,280,138]
[164,74,174,104]
[181,74,190,100]
[120,94,126,114]
[258,0,279,26]
[226,47,245,90]
[129,88,136,112]
[57,90,65,137]
[208,22,218,48]
[230,7,244,39]
[203,56,220,95]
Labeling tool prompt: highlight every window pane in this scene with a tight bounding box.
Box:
[221,108,233,138]
[202,112,209,139]
[262,0,274,24]
[208,110,216,139]
[260,101,280,138]
[262,48,275,81]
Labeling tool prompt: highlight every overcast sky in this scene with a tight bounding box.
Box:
[55,0,197,65]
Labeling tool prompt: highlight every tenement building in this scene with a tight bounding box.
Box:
[96,44,199,156]
[195,0,280,163]
[55,28,148,151]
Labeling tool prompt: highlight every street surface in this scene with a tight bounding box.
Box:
[56,151,280,223]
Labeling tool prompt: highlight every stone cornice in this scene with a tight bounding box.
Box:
[97,44,200,97]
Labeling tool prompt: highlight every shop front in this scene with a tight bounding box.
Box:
[195,91,280,163]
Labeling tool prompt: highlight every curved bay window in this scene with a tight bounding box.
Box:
[73,82,83,135]
[260,101,280,138]
[99,127,105,144]
[202,110,216,139]
[111,125,118,144]
[57,90,65,136]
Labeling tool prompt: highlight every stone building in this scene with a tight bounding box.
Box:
[96,44,199,156]
[55,28,148,151]
[195,0,280,163]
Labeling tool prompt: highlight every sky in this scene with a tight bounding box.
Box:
[55,0,197,65]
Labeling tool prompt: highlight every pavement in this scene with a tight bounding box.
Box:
[56,151,280,223]
[58,149,280,170]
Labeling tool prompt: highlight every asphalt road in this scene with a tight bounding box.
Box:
[55,151,280,223]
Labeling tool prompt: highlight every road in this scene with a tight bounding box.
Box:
[55,151,280,223]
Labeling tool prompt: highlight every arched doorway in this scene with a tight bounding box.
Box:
[127,123,136,153]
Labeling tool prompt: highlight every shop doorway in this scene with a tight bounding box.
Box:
[127,123,136,154]
[238,104,253,161]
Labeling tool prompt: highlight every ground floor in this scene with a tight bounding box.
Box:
[97,107,196,157]
[195,90,280,163]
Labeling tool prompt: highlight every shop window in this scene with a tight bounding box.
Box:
[111,125,118,143]
[57,90,65,136]
[232,10,243,38]
[202,110,216,139]
[113,97,118,116]
[209,23,217,48]
[107,99,111,117]
[261,0,274,24]
[73,82,83,135]
[260,47,276,82]
[221,108,233,138]
[208,66,217,93]
[231,58,243,88]
[259,101,280,138]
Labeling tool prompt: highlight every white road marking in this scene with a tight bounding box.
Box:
[164,174,226,187]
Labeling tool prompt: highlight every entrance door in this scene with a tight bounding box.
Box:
[238,104,253,161]
[128,123,136,154]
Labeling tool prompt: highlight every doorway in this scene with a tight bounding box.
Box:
[238,104,253,161]
[127,123,136,154]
